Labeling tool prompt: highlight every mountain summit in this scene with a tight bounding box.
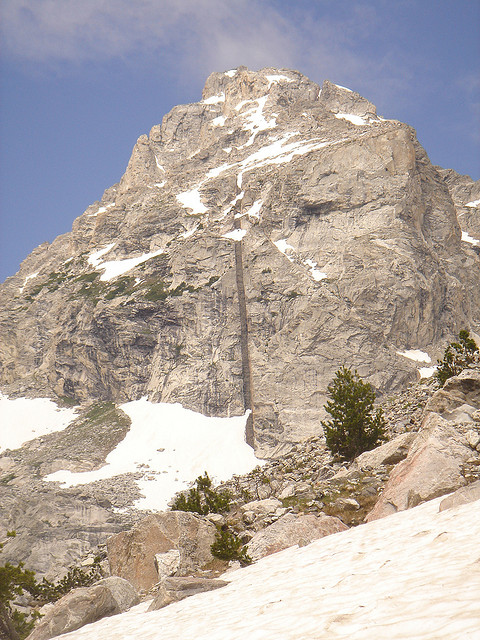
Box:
[1,67,479,457]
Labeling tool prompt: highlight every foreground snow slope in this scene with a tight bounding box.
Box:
[60,495,480,640]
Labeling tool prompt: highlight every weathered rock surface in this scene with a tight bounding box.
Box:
[247,512,347,561]
[436,167,480,243]
[107,511,217,591]
[0,402,142,579]
[154,549,181,580]
[425,368,480,422]
[365,412,476,521]
[26,577,138,640]
[147,577,229,611]
[439,480,480,512]
[353,432,416,470]
[1,67,479,457]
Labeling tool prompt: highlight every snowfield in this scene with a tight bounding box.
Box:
[0,393,77,453]
[58,495,480,639]
[45,399,261,511]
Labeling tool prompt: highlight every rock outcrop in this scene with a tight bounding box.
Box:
[247,512,347,561]
[1,67,479,457]
[25,577,138,640]
[106,511,217,591]
[366,369,480,521]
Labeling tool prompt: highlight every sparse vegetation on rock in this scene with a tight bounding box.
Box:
[435,330,479,386]
[171,473,231,515]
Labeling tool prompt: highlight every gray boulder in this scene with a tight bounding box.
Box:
[147,577,229,611]
[26,577,138,640]
[247,512,347,561]
[439,480,480,512]
[353,432,416,470]
[425,369,480,422]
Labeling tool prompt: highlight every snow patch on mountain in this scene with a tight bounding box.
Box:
[418,366,437,379]
[222,229,247,242]
[45,399,260,511]
[88,203,115,217]
[274,239,295,262]
[203,93,225,105]
[19,272,39,293]
[304,259,327,281]
[87,244,115,267]
[97,249,165,281]
[176,188,208,215]
[244,199,262,219]
[265,74,293,89]
[396,349,432,363]
[335,113,368,126]
[462,231,479,246]
[0,393,77,453]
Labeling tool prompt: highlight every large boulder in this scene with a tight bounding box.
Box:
[247,512,347,561]
[26,577,138,640]
[107,511,217,591]
[365,412,475,521]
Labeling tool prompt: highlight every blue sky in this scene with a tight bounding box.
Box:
[1,0,479,281]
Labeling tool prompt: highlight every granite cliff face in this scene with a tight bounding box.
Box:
[1,67,479,456]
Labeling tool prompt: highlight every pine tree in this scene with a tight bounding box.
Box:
[0,544,39,640]
[435,330,479,386]
[322,367,386,461]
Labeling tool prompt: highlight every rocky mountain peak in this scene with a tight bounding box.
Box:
[1,67,479,458]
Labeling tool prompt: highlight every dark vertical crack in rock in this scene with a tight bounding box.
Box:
[233,212,255,448]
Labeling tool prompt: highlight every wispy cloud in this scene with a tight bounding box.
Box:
[1,1,410,97]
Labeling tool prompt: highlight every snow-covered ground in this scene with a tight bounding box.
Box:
[59,494,480,639]
[0,393,77,453]
[46,399,261,511]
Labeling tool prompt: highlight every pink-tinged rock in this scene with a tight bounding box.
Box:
[107,511,217,591]
[247,512,347,561]
[365,412,473,522]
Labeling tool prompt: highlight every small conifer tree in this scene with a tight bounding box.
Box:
[210,528,252,566]
[435,330,479,386]
[322,366,386,461]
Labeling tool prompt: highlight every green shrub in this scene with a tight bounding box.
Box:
[435,330,479,386]
[171,472,231,515]
[322,366,386,461]
[30,561,102,604]
[210,528,252,565]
